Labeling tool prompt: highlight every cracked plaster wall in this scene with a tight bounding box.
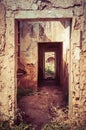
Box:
[0,0,86,120]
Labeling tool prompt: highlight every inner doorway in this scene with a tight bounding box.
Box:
[38,42,63,87]
[44,51,56,79]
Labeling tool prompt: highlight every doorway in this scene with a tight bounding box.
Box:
[14,18,71,123]
[44,51,56,80]
[38,42,63,87]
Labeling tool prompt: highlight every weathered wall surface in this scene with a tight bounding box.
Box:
[0,3,8,119]
[0,0,86,121]
[70,1,86,116]
[0,3,16,120]
[79,2,86,113]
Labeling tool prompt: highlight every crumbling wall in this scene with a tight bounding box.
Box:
[0,3,8,119]
[0,0,86,121]
[70,1,86,116]
[0,2,16,120]
[79,2,86,113]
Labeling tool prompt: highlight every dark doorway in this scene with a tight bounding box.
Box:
[38,42,63,87]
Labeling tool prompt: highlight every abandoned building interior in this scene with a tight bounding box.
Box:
[16,20,70,91]
[0,0,86,129]
[13,19,71,129]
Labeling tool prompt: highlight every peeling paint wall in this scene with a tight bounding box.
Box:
[0,0,86,121]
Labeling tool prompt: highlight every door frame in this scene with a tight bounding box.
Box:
[38,42,63,86]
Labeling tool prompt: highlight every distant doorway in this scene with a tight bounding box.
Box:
[44,51,56,79]
[38,42,63,87]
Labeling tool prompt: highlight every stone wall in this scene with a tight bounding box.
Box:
[0,3,16,120]
[79,2,86,113]
[0,0,86,121]
[70,1,86,115]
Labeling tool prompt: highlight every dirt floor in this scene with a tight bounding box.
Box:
[18,81,67,130]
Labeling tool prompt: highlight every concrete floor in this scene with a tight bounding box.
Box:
[18,81,67,130]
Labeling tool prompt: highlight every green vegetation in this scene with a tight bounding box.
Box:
[0,108,34,130]
[45,68,54,75]
[42,105,86,130]
[17,88,35,101]
[42,121,71,130]
[1,89,85,130]
[0,121,34,130]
